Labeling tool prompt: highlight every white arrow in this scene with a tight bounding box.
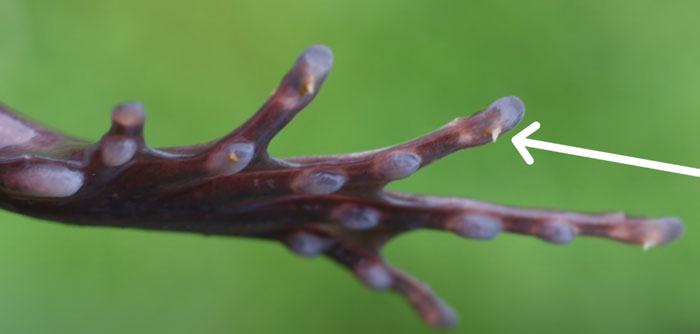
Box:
[511,121,700,178]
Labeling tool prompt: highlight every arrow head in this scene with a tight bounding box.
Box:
[511,121,540,165]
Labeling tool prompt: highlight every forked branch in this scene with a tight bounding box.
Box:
[0,45,683,328]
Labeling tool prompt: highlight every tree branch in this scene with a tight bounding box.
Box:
[0,45,683,328]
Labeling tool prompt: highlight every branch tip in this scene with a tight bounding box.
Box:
[642,216,684,249]
[486,95,525,134]
[112,102,146,128]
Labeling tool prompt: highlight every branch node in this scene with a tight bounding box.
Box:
[206,142,255,176]
[292,170,346,195]
[100,138,138,167]
[285,231,334,258]
[449,214,502,240]
[333,205,381,230]
[355,261,393,291]
[2,165,84,198]
[538,221,577,244]
[375,151,421,181]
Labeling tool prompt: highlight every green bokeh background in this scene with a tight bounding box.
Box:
[1,1,698,333]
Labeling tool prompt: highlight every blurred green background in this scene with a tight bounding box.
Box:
[1,1,698,333]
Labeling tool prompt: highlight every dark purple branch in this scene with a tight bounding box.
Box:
[0,45,683,328]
